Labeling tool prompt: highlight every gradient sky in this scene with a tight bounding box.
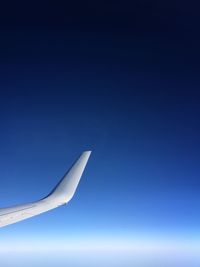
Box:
[0,1,200,266]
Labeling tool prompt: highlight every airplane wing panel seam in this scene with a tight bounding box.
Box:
[0,205,37,217]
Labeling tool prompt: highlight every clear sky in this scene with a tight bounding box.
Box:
[0,1,200,266]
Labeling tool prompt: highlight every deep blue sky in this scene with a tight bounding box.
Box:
[0,1,200,266]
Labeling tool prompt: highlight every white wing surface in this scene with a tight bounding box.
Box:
[0,151,91,228]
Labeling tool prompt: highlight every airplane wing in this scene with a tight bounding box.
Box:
[0,151,91,228]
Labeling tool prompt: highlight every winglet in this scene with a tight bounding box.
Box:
[46,151,91,204]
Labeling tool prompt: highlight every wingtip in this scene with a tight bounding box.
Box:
[83,150,92,155]
[81,151,92,161]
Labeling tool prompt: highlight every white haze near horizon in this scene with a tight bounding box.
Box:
[0,251,200,267]
[1,241,200,267]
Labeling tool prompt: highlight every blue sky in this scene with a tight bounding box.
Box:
[0,86,200,266]
[0,1,200,266]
